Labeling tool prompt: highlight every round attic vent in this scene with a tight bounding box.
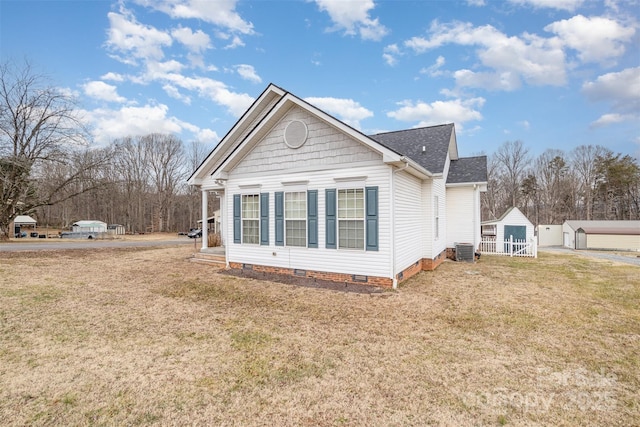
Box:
[284,120,308,149]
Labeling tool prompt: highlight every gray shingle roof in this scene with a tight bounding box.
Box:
[368,123,487,184]
[447,156,488,184]
[369,124,454,174]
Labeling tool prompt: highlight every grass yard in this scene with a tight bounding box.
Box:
[0,246,638,426]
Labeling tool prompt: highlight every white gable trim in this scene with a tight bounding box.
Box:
[188,84,286,186]
[194,87,433,184]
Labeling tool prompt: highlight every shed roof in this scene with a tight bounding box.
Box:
[14,215,37,225]
[566,220,640,235]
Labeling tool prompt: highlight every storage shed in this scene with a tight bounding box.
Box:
[563,220,640,251]
[11,215,37,237]
[481,207,535,243]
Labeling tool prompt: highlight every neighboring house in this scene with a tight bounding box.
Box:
[188,84,487,288]
[481,207,535,243]
[562,220,640,251]
[72,220,107,233]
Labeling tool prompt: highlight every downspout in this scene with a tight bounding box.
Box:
[391,158,410,289]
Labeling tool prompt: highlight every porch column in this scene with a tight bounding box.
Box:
[201,188,208,250]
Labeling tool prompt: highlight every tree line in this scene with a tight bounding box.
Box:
[1,61,639,239]
[483,140,640,224]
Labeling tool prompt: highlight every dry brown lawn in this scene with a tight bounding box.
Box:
[0,245,638,426]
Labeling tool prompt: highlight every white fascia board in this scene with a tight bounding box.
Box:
[187,84,286,186]
[446,181,488,188]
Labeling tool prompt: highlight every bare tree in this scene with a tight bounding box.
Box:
[0,60,110,239]
[141,134,185,232]
[493,140,531,209]
[571,145,609,220]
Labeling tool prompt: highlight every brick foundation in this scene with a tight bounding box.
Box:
[228,262,394,288]
[228,250,450,289]
[422,250,447,271]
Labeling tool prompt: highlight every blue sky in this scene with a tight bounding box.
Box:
[1,0,638,160]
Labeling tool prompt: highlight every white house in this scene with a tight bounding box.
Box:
[188,84,487,288]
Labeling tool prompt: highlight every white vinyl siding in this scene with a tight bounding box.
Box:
[226,164,391,279]
[446,186,479,248]
[242,194,260,244]
[285,191,307,247]
[393,171,423,275]
[338,188,365,249]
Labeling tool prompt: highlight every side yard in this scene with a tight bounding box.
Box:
[0,246,638,426]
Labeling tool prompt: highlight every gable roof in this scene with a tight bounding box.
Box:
[369,124,456,174]
[14,215,37,224]
[447,156,488,184]
[189,83,487,187]
[482,207,532,225]
[565,220,640,235]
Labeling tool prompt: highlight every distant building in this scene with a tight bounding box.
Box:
[562,220,640,251]
[72,220,108,233]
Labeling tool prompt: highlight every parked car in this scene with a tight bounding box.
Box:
[188,228,202,238]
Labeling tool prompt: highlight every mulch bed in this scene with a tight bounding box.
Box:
[219,268,389,294]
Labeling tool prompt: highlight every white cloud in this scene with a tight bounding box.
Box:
[305,96,374,129]
[162,84,191,104]
[387,97,485,130]
[383,44,401,66]
[583,67,640,126]
[314,0,389,41]
[518,120,531,130]
[82,104,187,144]
[106,8,172,64]
[590,113,636,128]
[196,128,220,144]
[508,0,585,11]
[545,15,635,64]
[420,55,446,77]
[405,21,567,89]
[82,81,126,103]
[467,0,486,5]
[235,64,262,83]
[134,0,254,34]
[171,26,211,52]
[101,72,125,82]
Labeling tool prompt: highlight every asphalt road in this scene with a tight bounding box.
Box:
[0,237,196,252]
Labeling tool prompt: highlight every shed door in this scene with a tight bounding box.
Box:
[504,225,526,252]
[576,230,587,250]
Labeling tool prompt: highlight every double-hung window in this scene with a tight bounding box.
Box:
[285,191,306,247]
[242,194,260,244]
[337,188,365,249]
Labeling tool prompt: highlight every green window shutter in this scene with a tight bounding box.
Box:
[325,188,336,249]
[307,190,318,248]
[365,186,378,251]
[233,194,241,244]
[260,193,269,245]
[275,191,284,246]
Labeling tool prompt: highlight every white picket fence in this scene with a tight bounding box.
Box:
[479,236,537,258]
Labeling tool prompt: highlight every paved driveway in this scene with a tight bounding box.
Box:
[539,246,640,267]
[0,237,195,252]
